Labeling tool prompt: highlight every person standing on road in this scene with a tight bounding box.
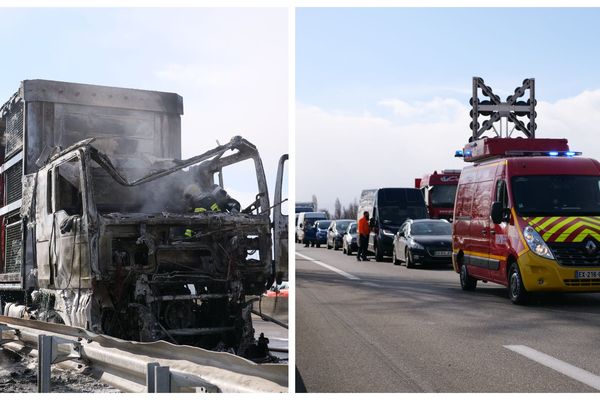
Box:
[357,211,370,261]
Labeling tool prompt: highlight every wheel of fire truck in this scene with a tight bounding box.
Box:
[405,249,414,268]
[459,263,477,291]
[392,247,401,265]
[508,262,529,305]
[375,245,384,262]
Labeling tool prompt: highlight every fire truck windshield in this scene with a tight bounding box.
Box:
[430,185,457,208]
[512,175,600,216]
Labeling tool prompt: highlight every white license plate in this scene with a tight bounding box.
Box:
[575,271,600,279]
[434,251,451,257]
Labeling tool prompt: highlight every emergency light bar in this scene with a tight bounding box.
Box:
[457,137,574,162]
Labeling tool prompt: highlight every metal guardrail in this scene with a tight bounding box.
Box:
[0,316,287,393]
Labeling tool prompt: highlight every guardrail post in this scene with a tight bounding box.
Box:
[146,362,160,393]
[155,365,171,393]
[37,335,52,393]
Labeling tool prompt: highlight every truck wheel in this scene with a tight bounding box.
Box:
[460,263,477,291]
[392,247,401,265]
[508,263,528,304]
[375,245,384,262]
[405,249,414,268]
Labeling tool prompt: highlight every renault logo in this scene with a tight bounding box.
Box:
[585,240,597,255]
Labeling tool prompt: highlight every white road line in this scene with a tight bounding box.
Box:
[504,345,600,390]
[361,282,382,288]
[296,252,361,280]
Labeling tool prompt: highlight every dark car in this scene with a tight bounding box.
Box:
[342,222,358,256]
[314,220,332,247]
[327,219,354,250]
[392,219,452,267]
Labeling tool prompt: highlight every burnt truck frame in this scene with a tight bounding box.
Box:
[0,80,287,359]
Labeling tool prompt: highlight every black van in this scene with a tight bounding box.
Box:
[358,188,428,261]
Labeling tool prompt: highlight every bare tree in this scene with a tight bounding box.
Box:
[342,199,358,220]
[334,198,342,219]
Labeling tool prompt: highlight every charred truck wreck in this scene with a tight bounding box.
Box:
[0,80,288,360]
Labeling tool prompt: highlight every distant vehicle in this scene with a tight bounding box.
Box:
[358,188,428,261]
[415,170,461,221]
[342,222,358,256]
[327,219,354,250]
[315,220,332,247]
[295,201,315,213]
[392,219,452,267]
[297,211,328,246]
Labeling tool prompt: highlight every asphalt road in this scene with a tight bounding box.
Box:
[296,245,600,393]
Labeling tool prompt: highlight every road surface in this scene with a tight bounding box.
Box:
[296,245,600,392]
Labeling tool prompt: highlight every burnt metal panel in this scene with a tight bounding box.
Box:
[6,160,22,204]
[5,220,22,274]
[22,80,183,114]
[5,102,24,158]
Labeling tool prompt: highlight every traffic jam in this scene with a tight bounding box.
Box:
[296,77,600,305]
[295,78,600,393]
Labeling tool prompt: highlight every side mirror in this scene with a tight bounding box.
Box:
[491,202,504,224]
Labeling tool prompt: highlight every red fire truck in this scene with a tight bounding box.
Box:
[415,170,461,221]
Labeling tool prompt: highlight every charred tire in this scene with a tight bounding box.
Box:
[375,245,384,262]
[392,247,401,265]
[405,249,414,269]
[508,262,529,304]
[460,263,477,291]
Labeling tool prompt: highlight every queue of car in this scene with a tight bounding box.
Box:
[295,210,453,268]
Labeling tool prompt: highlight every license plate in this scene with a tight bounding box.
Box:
[434,251,451,257]
[575,271,600,279]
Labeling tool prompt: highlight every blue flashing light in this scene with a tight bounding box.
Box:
[566,151,576,157]
[454,150,464,157]
[465,150,472,157]
[548,151,559,156]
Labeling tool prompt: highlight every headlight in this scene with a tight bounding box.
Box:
[409,239,424,250]
[523,226,554,260]
[382,229,395,237]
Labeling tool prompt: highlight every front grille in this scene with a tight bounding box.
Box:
[4,102,24,157]
[549,242,600,267]
[6,160,22,204]
[563,279,600,287]
[4,222,22,274]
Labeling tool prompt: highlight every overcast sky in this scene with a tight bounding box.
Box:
[297,8,600,213]
[0,7,288,209]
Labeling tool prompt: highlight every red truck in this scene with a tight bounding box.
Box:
[453,136,600,304]
[415,170,461,221]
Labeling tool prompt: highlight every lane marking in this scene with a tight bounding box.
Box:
[361,282,382,288]
[296,252,361,280]
[504,345,600,390]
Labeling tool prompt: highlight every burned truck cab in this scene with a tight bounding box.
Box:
[1,80,286,358]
